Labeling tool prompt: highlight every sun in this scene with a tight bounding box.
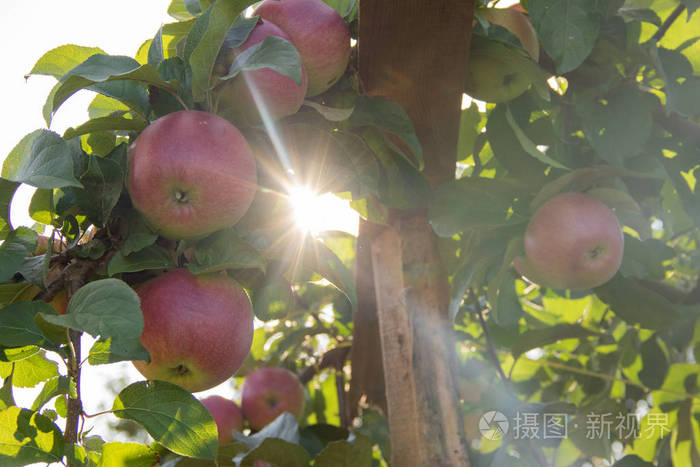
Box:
[288,186,359,235]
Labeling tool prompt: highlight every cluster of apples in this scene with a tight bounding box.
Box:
[200,367,306,444]
[124,0,351,393]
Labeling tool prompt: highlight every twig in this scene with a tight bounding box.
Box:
[651,4,686,42]
[469,289,509,383]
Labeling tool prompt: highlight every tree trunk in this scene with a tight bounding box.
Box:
[355,1,476,465]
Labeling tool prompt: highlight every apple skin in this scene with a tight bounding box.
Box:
[200,395,244,444]
[465,53,530,103]
[241,367,306,430]
[127,110,257,239]
[254,0,351,96]
[131,269,254,393]
[216,20,308,125]
[519,192,624,290]
[49,289,68,315]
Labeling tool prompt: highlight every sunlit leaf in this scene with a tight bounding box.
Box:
[112,380,218,460]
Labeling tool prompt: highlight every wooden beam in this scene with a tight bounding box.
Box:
[359,0,474,185]
[357,1,475,465]
[370,227,422,466]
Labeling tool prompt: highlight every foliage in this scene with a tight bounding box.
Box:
[1,0,700,466]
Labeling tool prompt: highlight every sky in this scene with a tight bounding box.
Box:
[2,0,361,449]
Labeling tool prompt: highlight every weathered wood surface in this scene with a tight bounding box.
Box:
[355,1,475,465]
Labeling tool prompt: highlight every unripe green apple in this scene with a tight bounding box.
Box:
[216,19,308,125]
[517,192,624,290]
[254,0,351,96]
[132,269,254,393]
[465,39,531,103]
[241,367,306,430]
[200,395,244,444]
[127,110,257,239]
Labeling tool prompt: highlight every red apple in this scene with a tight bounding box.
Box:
[200,395,244,444]
[241,367,306,430]
[254,0,351,96]
[518,192,624,290]
[217,19,308,125]
[131,269,254,393]
[127,110,257,239]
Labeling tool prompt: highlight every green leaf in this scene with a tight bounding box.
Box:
[654,45,700,118]
[682,0,700,18]
[0,228,39,282]
[188,229,265,275]
[148,27,165,68]
[0,284,37,308]
[619,236,674,279]
[528,0,603,73]
[511,324,599,358]
[574,85,657,165]
[168,0,195,20]
[0,178,20,239]
[122,233,158,256]
[2,130,82,189]
[74,154,124,226]
[88,94,132,119]
[31,376,74,411]
[303,100,354,122]
[618,8,662,26]
[429,178,528,237]
[112,380,218,460]
[595,275,681,330]
[107,244,176,276]
[612,455,654,466]
[314,434,373,467]
[638,335,669,390]
[252,278,293,321]
[300,237,357,310]
[487,241,524,326]
[29,44,105,78]
[0,406,63,465]
[40,279,148,361]
[240,438,311,467]
[63,115,147,140]
[0,374,14,410]
[98,442,159,467]
[222,35,303,86]
[505,106,570,170]
[12,352,59,388]
[0,301,55,348]
[299,424,349,458]
[50,54,179,118]
[322,0,358,18]
[88,336,150,365]
[28,189,53,225]
[221,16,258,51]
[457,103,481,161]
[351,96,424,170]
[361,129,431,210]
[0,346,39,363]
[3,130,44,180]
[188,0,251,101]
[236,412,301,449]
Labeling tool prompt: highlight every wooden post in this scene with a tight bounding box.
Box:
[356,1,475,465]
